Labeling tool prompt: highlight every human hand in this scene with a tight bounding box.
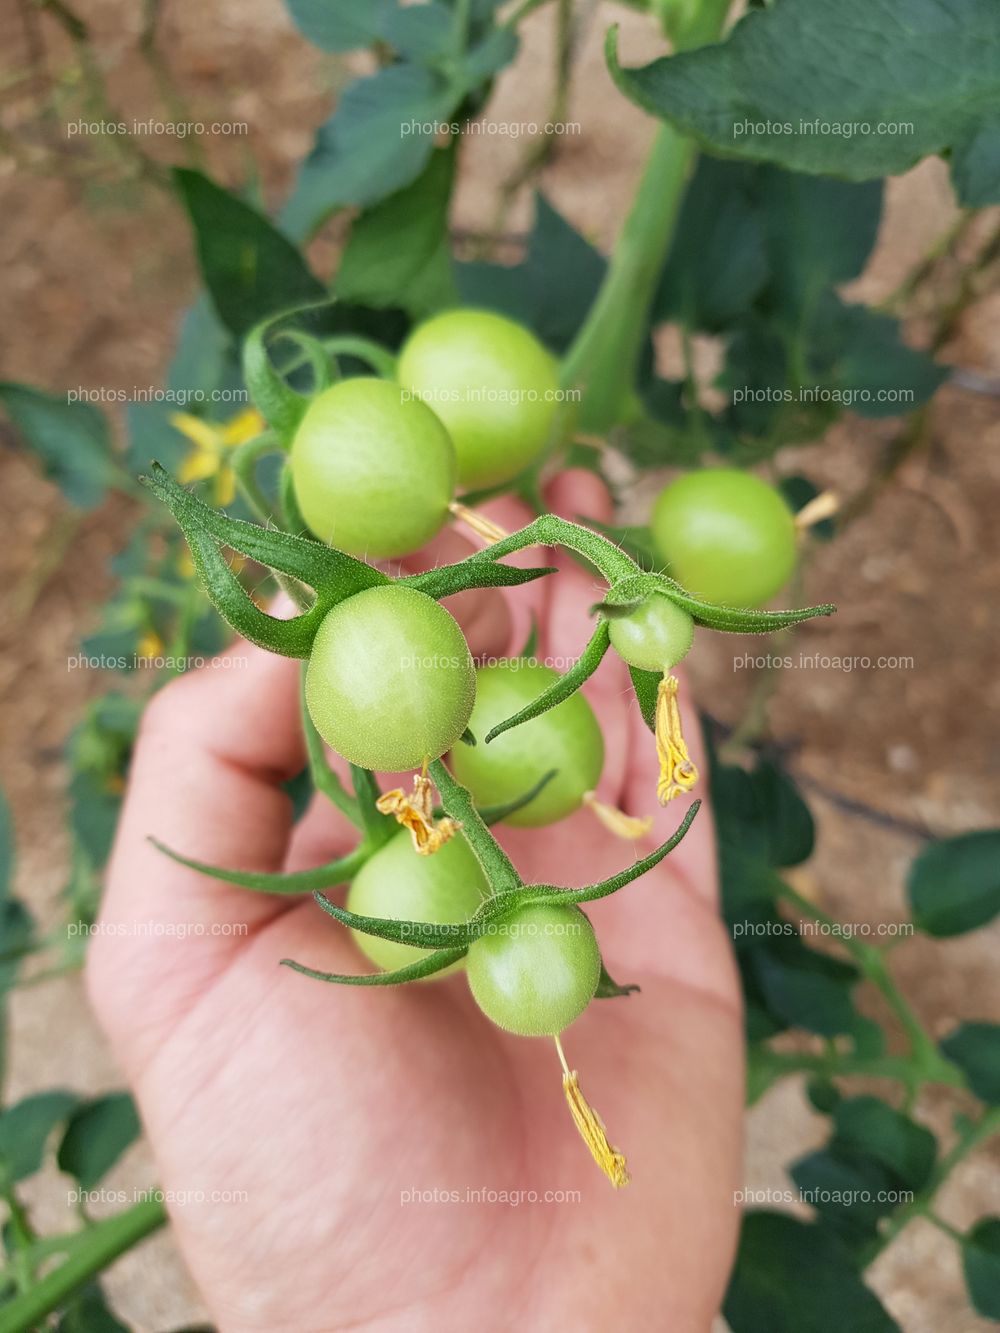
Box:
[87,471,743,1332]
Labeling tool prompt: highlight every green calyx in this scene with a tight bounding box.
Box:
[282,763,701,989]
[429,514,834,744]
[141,464,557,659]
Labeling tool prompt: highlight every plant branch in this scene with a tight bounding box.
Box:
[0,1196,166,1333]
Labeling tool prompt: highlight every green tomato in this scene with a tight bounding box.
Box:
[346,831,488,976]
[290,376,455,558]
[607,593,695,672]
[305,585,475,773]
[449,662,604,827]
[466,903,600,1037]
[396,309,560,490]
[651,469,797,607]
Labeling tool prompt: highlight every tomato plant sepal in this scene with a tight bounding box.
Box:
[141,462,387,657]
[149,838,371,896]
[281,947,469,987]
[300,799,701,955]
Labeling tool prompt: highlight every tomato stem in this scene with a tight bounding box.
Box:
[561,5,732,429]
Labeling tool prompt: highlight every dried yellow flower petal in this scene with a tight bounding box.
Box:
[375,773,461,855]
[655,673,699,804]
[583,791,654,840]
[555,1036,630,1188]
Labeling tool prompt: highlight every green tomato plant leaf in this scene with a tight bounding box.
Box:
[283,0,398,51]
[0,1092,81,1184]
[963,1217,1000,1321]
[0,384,120,509]
[724,1211,900,1332]
[56,1092,141,1190]
[457,194,608,351]
[939,1024,1000,1104]
[791,1096,938,1237]
[607,1,1000,205]
[282,65,452,235]
[173,169,326,337]
[749,935,858,1037]
[907,830,1000,937]
[56,1282,130,1333]
[336,146,459,317]
[652,156,768,332]
[0,790,34,1012]
[124,295,241,474]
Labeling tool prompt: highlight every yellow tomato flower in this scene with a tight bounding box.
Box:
[171,408,264,507]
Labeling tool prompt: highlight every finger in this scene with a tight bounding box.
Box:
[89,643,307,1041]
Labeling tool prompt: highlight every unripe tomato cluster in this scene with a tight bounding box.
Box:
[282,310,805,1038]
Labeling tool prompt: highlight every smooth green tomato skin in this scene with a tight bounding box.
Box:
[466,903,601,1037]
[396,309,560,490]
[449,663,604,828]
[290,377,455,559]
[608,594,695,672]
[651,468,797,608]
[305,585,475,773]
[346,832,488,976]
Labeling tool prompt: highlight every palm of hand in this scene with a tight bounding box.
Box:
[88,476,743,1332]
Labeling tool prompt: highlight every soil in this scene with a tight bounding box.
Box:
[1,2,998,1329]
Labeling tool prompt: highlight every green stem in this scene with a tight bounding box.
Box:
[560,0,734,431]
[751,1048,964,1092]
[775,883,957,1084]
[0,1196,166,1333]
[231,431,280,525]
[472,513,638,584]
[860,1106,1000,1266]
[560,121,695,430]
[1,1186,37,1292]
[322,337,398,380]
[299,667,362,829]
[429,760,520,894]
[925,1210,965,1244]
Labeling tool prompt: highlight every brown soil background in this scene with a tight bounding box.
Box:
[1,2,998,1329]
